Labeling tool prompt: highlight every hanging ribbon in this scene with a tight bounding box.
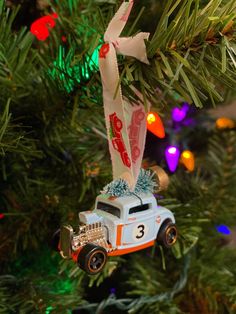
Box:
[99,0,150,189]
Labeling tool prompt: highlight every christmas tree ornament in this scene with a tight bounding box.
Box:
[180,150,195,172]
[165,146,180,172]
[30,13,58,41]
[149,165,170,191]
[172,103,189,122]
[215,117,235,130]
[0,213,4,219]
[53,0,178,275]
[147,112,165,138]
[54,169,177,275]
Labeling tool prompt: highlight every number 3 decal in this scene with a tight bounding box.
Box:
[132,223,148,241]
[136,224,145,239]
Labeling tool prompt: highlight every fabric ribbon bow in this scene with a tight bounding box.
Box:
[99,0,150,189]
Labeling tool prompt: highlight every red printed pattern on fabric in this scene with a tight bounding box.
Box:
[109,113,131,168]
[128,108,145,163]
[99,43,110,59]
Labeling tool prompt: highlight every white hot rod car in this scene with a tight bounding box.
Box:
[53,192,177,275]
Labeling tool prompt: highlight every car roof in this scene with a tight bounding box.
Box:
[96,192,155,209]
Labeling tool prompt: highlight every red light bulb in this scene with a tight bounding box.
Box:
[147,112,165,138]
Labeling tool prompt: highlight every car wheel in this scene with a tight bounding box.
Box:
[51,229,60,251]
[78,243,107,275]
[157,221,177,248]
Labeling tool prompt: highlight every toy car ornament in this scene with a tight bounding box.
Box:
[52,1,179,276]
[52,167,177,275]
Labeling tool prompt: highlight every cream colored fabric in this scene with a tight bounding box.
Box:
[99,0,150,189]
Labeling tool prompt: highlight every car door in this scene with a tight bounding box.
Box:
[121,203,156,247]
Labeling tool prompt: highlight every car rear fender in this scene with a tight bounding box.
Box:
[154,207,175,236]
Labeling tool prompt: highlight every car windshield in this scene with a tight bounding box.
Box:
[97,202,120,218]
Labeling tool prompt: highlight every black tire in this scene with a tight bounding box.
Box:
[157,220,178,248]
[51,229,60,252]
[78,243,107,275]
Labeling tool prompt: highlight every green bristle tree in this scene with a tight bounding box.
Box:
[0,0,235,313]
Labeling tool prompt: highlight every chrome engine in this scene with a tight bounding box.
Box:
[60,218,109,259]
[72,222,108,250]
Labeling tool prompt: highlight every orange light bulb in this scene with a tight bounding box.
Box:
[146,112,165,138]
[216,117,235,130]
[180,150,195,172]
[182,151,191,159]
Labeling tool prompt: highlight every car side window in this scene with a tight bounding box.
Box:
[97,202,120,218]
[129,203,150,215]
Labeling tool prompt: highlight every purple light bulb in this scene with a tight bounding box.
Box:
[172,103,189,122]
[165,146,180,172]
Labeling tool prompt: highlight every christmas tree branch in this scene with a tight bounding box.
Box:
[120,0,236,108]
